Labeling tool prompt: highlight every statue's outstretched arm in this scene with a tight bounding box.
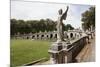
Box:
[61,6,69,20]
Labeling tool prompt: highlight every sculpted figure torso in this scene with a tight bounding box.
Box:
[57,6,69,42]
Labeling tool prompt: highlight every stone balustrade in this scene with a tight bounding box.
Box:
[13,30,83,41]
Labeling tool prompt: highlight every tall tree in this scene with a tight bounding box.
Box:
[81,6,95,31]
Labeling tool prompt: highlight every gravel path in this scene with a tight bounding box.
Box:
[82,38,95,62]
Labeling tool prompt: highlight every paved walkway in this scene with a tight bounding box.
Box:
[76,38,95,62]
[82,38,95,62]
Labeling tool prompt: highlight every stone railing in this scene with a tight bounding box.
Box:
[48,35,89,64]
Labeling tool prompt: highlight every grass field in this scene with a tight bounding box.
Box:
[11,39,51,66]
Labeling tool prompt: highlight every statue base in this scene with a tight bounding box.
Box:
[48,40,72,64]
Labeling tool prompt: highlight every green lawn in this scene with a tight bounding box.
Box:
[11,39,51,66]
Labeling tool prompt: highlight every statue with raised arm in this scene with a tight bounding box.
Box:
[57,6,69,42]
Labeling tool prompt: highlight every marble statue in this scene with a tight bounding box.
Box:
[57,6,69,42]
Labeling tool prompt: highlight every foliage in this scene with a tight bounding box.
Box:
[64,24,74,31]
[81,6,95,31]
[10,19,57,35]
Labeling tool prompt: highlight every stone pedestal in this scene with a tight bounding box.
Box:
[48,41,63,64]
[48,41,72,64]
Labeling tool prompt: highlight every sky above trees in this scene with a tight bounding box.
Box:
[11,0,94,28]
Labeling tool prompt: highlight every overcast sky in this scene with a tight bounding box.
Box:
[11,0,93,28]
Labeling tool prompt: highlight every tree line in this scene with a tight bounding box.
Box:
[10,18,74,35]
